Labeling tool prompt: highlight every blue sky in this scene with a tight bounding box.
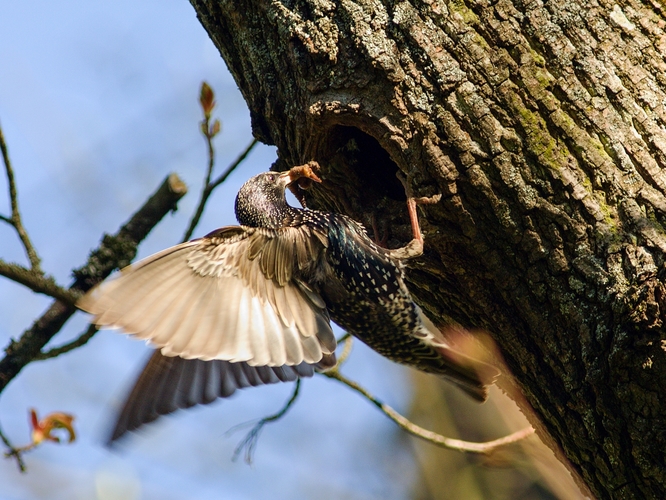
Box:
[0,2,416,498]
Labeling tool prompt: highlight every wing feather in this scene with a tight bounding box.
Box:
[166,283,217,355]
[91,248,196,335]
[227,287,252,362]
[199,278,235,359]
[259,233,277,280]
[275,235,291,285]
[110,264,192,337]
[108,351,319,442]
[247,296,268,365]
[168,277,217,357]
[148,273,203,347]
[261,298,287,366]
[78,225,335,367]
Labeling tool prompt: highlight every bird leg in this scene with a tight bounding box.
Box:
[388,172,442,261]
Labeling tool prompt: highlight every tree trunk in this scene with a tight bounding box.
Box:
[189,0,666,497]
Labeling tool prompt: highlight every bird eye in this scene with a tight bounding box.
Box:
[267,174,276,181]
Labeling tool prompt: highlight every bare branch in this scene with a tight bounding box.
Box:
[335,334,353,367]
[182,100,217,243]
[182,137,258,243]
[0,173,188,395]
[0,422,26,473]
[209,139,258,191]
[322,369,535,454]
[0,122,41,271]
[35,324,97,361]
[0,260,77,305]
[228,379,301,464]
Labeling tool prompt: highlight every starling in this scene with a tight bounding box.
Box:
[78,165,498,442]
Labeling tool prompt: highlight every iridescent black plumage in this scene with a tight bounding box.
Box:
[287,210,494,395]
[234,171,297,229]
[79,169,497,442]
[235,173,494,390]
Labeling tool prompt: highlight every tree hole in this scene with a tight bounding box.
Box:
[307,126,411,246]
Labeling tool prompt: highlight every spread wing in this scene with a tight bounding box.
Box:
[108,351,323,443]
[78,225,336,366]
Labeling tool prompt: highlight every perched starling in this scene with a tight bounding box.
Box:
[78,166,498,442]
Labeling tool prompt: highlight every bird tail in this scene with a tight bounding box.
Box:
[433,343,499,402]
[418,310,500,402]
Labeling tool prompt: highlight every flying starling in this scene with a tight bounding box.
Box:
[78,165,498,442]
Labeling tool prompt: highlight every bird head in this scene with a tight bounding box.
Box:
[234,165,321,228]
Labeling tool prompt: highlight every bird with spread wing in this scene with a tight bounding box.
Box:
[78,164,498,442]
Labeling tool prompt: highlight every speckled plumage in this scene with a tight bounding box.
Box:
[79,169,497,442]
[287,210,494,392]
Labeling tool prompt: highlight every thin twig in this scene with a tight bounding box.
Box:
[182,138,258,242]
[209,139,258,191]
[0,260,77,305]
[0,422,26,472]
[335,334,354,367]
[228,379,301,464]
[35,324,98,361]
[336,331,352,344]
[195,106,218,229]
[181,110,216,244]
[203,121,216,188]
[182,82,258,243]
[322,369,535,454]
[0,122,41,271]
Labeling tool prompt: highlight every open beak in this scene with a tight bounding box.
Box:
[278,170,292,186]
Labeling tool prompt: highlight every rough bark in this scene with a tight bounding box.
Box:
[189,0,666,497]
